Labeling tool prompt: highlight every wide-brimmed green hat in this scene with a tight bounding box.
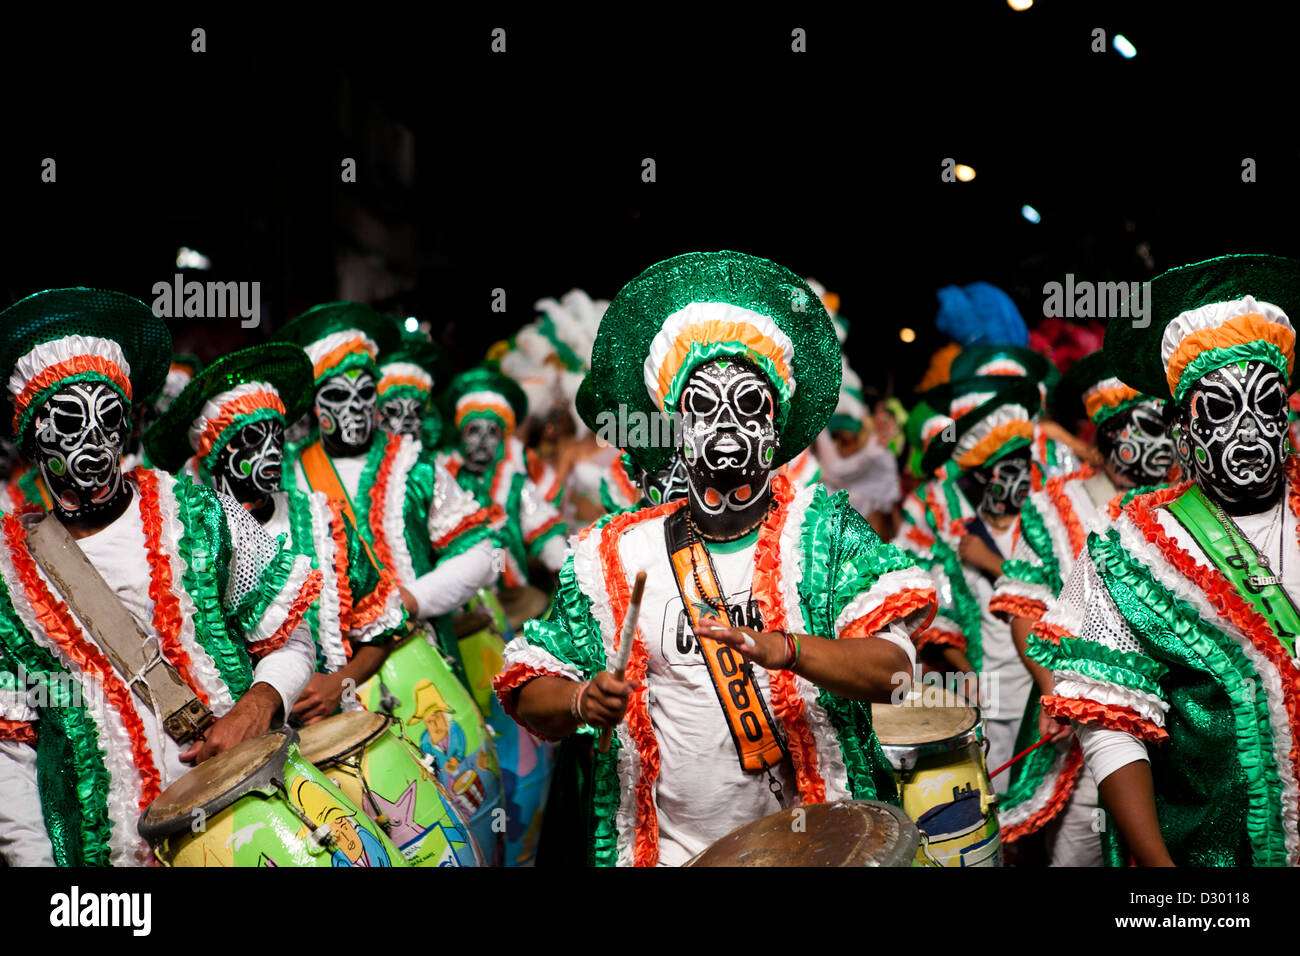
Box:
[441,366,529,435]
[922,377,1040,476]
[272,301,402,386]
[143,343,313,474]
[1051,350,1159,429]
[1106,254,1300,403]
[0,287,172,452]
[582,250,840,474]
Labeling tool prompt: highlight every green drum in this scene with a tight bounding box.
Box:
[138,728,407,867]
[299,710,483,867]
[358,625,505,864]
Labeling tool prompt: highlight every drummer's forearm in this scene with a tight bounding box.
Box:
[338,643,390,691]
[791,633,913,703]
[1010,616,1055,695]
[408,539,497,618]
[515,675,583,739]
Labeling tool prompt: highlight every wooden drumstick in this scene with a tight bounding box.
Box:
[597,571,647,753]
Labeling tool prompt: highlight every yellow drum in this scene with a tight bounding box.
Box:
[298,710,484,867]
[871,690,1001,867]
[138,728,408,867]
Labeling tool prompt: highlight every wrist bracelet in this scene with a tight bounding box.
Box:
[573,680,591,724]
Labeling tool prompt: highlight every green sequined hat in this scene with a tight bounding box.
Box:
[0,287,172,453]
[921,377,1040,476]
[441,366,529,435]
[1104,254,1300,403]
[143,343,314,475]
[272,301,402,387]
[1051,350,1160,429]
[581,250,840,474]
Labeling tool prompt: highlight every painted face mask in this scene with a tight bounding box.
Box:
[315,369,377,456]
[639,452,690,506]
[1177,360,1289,512]
[379,395,426,438]
[973,451,1031,518]
[461,417,503,473]
[679,358,779,518]
[210,418,285,504]
[33,381,129,520]
[1097,401,1175,488]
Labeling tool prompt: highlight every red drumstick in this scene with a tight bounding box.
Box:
[989,733,1055,779]
[597,571,647,753]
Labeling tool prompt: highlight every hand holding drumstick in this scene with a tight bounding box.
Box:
[596,572,647,752]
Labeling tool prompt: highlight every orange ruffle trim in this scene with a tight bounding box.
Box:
[957,420,1035,470]
[915,627,965,652]
[1002,738,1085,843]
[1029,619,1074,645]
[988,593,1048,623]
[367,433,401,574]
[0,719,36,744]
[841,587,938,641]
[1040,695,1168,743]
[195,391,286,460]
[434,504,499,552]
[1046,472,1087,558]
[1166,313,1296,397]
[492,662,570,740]
[13,355,131,430]
[134,468,209,706]
[248,568,323,659]
[3,514,161,809]
[524,513,563,545]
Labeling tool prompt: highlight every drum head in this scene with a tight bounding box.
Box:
[297,710,392,766]
[138,729,293,841]
[871,690,979,770]
[686,800,918,867]
[452,610,493,638]
[499,585,549,630]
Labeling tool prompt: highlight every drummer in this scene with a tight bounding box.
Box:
[0,290,321,866]
[437,367,569,591]
[143,344,409,724]
[493,252,938,866]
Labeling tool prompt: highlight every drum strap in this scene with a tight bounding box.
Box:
[24,512,215,744]
[663,509,789,776]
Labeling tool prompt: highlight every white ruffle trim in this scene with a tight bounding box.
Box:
[1160,295,1292,370]
[302,329,379,369]
[500,636,583,684]
[381,436,420,585]
[186,380,279,454]
[997,742,1074,829]
[0,688,37,722]
[248,553,314,646]
[426,453,482,556]
[1053,674,1170,726]
[9,335,129,400]
[834,565,936,639]
[305,491,348,673]
[377,361,433,394]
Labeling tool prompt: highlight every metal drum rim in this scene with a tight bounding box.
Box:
[297,710,395,767]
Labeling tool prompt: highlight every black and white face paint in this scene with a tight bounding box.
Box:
[379,395,426,438]
[679,358,779,536]
[315,369,377,456]
[1177,360,1289,514]
[639,453,690,506]
[973,450,1031,519]
[461,417,503,474]
[211,418,285,507]
[33,382,128,520]
[1097,401,1175,488]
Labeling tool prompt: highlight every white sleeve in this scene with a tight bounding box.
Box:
[0,740,54,866]
[250,625,317,722]
[871,621,918,678]
[409,538,497,620]
[1076,722,1149,786]
[538,534,568,572]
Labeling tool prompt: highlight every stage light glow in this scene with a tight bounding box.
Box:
[176,247,211,270]
[899,327,917,343]
[1113,34,1136,58]
[955,164,976,182]
[405,316,419,333]
[1007,0,1032,10]
[1022,204,1041,223]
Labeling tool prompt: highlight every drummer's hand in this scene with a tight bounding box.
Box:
[1038,705,1071,742]
[292,673,343,726]
[398,585,420,618]
[180,682,281,765]
[694,617,789,670]
[580,671,639,728]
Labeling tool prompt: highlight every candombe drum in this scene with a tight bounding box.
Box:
[457,588,556,867]
[298,710,483,867]
[871,689,1001,867]
[138,727,408,867]
[357,624,505,865]
[685,800,919,867]
[497,584,550,638]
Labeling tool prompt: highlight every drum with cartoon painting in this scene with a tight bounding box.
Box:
[456,588,556,867]
[871,690,1002,867]
[298,710,483,867]
[138,727,407,867]
[358,623,505,864]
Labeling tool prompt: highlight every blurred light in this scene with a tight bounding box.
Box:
[1021,204,1041,224]
[176,247,211,270]
[1007,0,1032,9]
[1113,34,1136,58]
[899,327,917,343]
[404,316,419,333]
[954,164,976,182]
